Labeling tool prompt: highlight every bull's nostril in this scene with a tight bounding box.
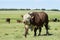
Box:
[22,20,25,23]
[23,21,26,23]
[24,22,25,23]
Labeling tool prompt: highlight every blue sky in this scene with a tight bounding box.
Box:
[0,0,60,9]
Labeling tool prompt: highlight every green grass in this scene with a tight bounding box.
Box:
[0,22,60,40]
[0,10,60,40]
[0,10,60,21]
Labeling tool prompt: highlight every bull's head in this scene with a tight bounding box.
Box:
[22,12,34,24]
[22,13,31,24]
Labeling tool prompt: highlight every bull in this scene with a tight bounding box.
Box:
[22,12,50,37]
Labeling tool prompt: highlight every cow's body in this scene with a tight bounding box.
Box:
[6,18,10,23]
[30,12,48,26]
[23,12,49,37]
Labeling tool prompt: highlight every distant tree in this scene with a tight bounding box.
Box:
[33,8,40,10]
[50,9,59,11]
[41,8,46,10]
[25,9,31,10]
[20,9,25,10]
[0,9,18,11]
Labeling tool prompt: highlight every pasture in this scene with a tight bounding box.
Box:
[0,10,60,40]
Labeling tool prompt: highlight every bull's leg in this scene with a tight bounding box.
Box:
[38,27,42,36]
[45,24,49,35]
[24,25,29,37]
[34,27,37,36]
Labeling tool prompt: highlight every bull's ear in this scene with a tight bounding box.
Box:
[21,15,23,18]
[31,16,34,19]
[28,12,32,15]
[28,13,31,15]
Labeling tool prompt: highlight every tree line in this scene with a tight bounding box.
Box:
[0,8,60,11]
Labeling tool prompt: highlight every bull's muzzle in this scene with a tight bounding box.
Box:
[22,20,26,23]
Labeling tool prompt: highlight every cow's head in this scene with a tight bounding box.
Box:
[22,13,31,25]
[22,12,34,24]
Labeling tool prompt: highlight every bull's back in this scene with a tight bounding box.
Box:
[38,12,48,22]
[34,12,48,26]
[30,12,48,26]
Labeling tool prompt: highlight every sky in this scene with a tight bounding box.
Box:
[0,0,60,9]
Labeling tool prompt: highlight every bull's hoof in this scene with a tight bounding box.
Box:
[46,33,53,36]
[34,34,36,36]
[44,33,49,35]
[25,35,26,37]
[38,34,41,36]
[24,34,27,38]
[44,33,51,36]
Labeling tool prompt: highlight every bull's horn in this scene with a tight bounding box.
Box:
[28,12,32,15]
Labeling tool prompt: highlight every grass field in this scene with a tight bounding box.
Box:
[0,10,60,40]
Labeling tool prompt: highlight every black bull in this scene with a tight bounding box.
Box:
[23,12,50,37]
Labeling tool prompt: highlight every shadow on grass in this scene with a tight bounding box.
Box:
[5,33,9,35]
[40,33,53,36]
